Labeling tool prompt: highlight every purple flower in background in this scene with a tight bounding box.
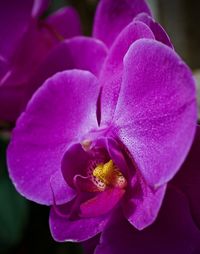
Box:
[0,0,81,122]
[6,0,199,253]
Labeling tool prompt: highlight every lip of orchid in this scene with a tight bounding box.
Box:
[92,160,127,189]
[59,135,132,221]
[62,136,131,193]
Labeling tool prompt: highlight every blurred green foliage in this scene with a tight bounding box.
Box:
[0,178,28,252]
[0,138,28,253]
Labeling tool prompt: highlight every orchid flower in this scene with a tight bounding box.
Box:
[7,38,197,241]
[6,0,199,253]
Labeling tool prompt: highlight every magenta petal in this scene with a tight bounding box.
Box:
[93,0,151,48]
[33,36,108,90]
[7,70,99,205]
[123,179,166,229]
[46,7,82,39]
[113,39,197,187]
[80,188,125,218]
[134,13,173,48]
[49,202,109,242]
[100,21,154,125]
[50,170,76,205]
[95,188,200,254]
[172,125,200,229]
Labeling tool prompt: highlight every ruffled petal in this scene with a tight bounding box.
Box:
[172,125,200,229]
[93,0,151,48]
[95,188,200,254]
[113,39,197,187]
[49,200,109,242]
[134,13,173,48]
[7,70,99,205]
[100,21,154,125]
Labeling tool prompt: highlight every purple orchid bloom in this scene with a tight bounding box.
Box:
[7,34,197,244]
[6,0,199,252]
[0,0,81,123]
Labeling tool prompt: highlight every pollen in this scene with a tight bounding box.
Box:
[93,160,127,189]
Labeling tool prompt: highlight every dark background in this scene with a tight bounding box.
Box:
[1,0,200,253]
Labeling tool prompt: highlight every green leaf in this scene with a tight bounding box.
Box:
[0,177,29,251]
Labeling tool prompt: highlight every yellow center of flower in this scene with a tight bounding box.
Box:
[93,160,127,189]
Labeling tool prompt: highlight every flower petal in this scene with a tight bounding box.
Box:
[50,200,109,242]
[123,178,166,229]
[113,39,197,187]
[134,13,173,48]
[80,188,125,218]
[45,7,82,39]
[33,36,108,91]
[93,0,151,48]
[95,188,200,254]
[50,170,76,205]
[100,21,154,126]
[7,70,99,205]
[172,125,200,229]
